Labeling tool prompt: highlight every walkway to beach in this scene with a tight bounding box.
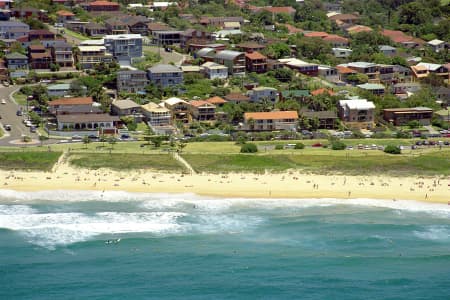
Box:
[173,152,196,174]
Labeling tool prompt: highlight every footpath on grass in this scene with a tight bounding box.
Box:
[173,152,196,174]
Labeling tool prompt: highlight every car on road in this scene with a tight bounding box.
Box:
[3,81,9,87]
[30,125,36,133]
[3,124,11,131]
[39,79,52,84]
[16,110,23,116]
[1,99,6,104]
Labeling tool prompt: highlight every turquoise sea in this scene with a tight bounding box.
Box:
[1,190,450,299]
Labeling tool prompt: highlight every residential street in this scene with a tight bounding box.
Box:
[0,86,39,146]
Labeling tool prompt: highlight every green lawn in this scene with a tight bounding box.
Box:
[0,151,62,171]
[12,92,27,106]
[68,153,184,171]
[64,28,89,41]
[182,149,450,175]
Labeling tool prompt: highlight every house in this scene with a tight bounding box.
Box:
[47,83,86,97]
[435,108,450,123]
[28,45,52,69]
[323,34,349,47]
[248,86,278,103]
[5,52,28,70]
[378,64,395,85]
[263,6,296,16]
[311,88,335,97]
[329,13,359,26]
[357,83,385,95]
[427,39,447,53]
[336,65,356,82]
[199,16,244,28]
[434,87,450,104]
[119,15,149,35]
[104,34,143,62]
[189,100,216,121]
[206,96,227,107]
[83,22,107,37]
[318,65,339,82]
[77,45,112,69]
[236,42,266,53]
[278,58,318,76]
[300,110,337,129]
[65,20,89,33]
[345,62,380,83]
[383,107,433,126]
[152,30,182,46]
[84,1,120,12]
[147,22,173,36]
[141,102,172,128]
[392,82,422,98]
[56,10,75,23]
[332,47,352,58]
[186,42,225,53]
[116,70,148,93]
[48,97,97,115]
[105,18,129,35]
[379,45,397,56]
[224,92,250,104]
[243,111,298,131]
[147,64,183,87]
[245,51,267,73]
[338,98,375,129]
[111,99,141,116]
[201,61,228,80]
[10,8,50,23]
[28,30,55,41]
[162,97,190,124]
[214,50,245,76]
[180,29,213,51]
[393,65,413,83]
[345,25,372,35]
[279,90,310,102]
[180,65,202,74]
[411,63,449,81]
[0,20,29,39]
[196,47,216,61]
[51,41,73,68]
[56,114,120,131]
[381,29,424,48]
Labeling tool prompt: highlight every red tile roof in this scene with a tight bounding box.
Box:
[336,66,356,74]
[346,25,372,34]
[57,10,75,16]
[323,34,348,43]
[189,100,215,107]
[206,96,227,104]
[245,51,267,60]
[329,14,359,21]
[304,31,329,38]
[49,97,94,106]
[311,88,336,96]
[89,1,120,6]
[263,6,296,14]
[224,93,250,102]
[244,111,298,121]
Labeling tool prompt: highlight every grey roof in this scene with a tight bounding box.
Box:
[379,45,396,51]
[0,20,29,27]
[393,82,421,87]
[56,106,103,114]
[47,83,71,90]
[197,47,215,57]
[347,62,376,68]
[215,50,243,60]
[148,64,182,73]
[84,22,106,30]
[52,40,72,48]
[5,52,27,59]
[112,99,140,110]
[357,83,385,90]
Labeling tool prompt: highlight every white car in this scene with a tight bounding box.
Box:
[1,99,6,104]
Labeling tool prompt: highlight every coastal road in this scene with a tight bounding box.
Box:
[0,86,39,146]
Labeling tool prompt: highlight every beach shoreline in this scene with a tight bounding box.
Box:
[1,161,449,204]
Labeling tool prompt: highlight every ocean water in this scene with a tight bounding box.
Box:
[1,190,450,299]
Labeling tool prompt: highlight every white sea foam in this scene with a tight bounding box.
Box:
[0,210,186,249]
[413,226,450,241]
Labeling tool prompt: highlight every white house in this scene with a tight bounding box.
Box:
[248,86,278,103]
[201,61,228,80]
[332,47,352,58]
[427,39,447,53]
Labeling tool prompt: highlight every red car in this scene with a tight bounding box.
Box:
[312,143,323,147]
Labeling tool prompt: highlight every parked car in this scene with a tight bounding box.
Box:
[1,99,6,104]
[3,81,9,87]
[30,125,36,133]
[4,124,11,131]
[16,110,23,116]
[311,143,323,147]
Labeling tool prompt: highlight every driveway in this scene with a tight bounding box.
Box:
[0,86,40,146]
[143,46,187,66]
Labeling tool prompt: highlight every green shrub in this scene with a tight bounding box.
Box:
[384,145,401,154]
[331,141,346,150]
[275,144,284,150]
[240,143,258,153]
[294,143,305,149]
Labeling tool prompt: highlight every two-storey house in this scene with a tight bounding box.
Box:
[147,64,183,87]
[189,100,216,121]
[338,98,375,129]
[51,41,73,68]
[245,51,267,73]
[214,50,245,76]
[116,70,148,93]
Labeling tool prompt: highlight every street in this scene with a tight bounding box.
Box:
[0,86,40,146]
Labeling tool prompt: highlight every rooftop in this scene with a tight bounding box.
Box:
[215,50,244,60]
[339,99,375,110]
[163,97,188,106]
[189,100,215,108]
[49,97,93,106]
[245,51,267,60]
[141,102,169,113]
[148,64,182,73]
[112,99,140,110]
[357,83,385,90]
[57,113,120,123]
[206,96,227,104]
[224,93,250,102]
[244,111,298,121]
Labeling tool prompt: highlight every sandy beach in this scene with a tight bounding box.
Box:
[1,159,449,204]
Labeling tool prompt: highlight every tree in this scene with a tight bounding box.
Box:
[240,143,258,153]
[177,141,187,153]
[143,125,154,145]
[269,68,293,82]
[331,140,346,150]
[384,145,401,154]
[82,135,91,149]
[150,135,164,148]
[264,42,291,59]
[108,136,117,149]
